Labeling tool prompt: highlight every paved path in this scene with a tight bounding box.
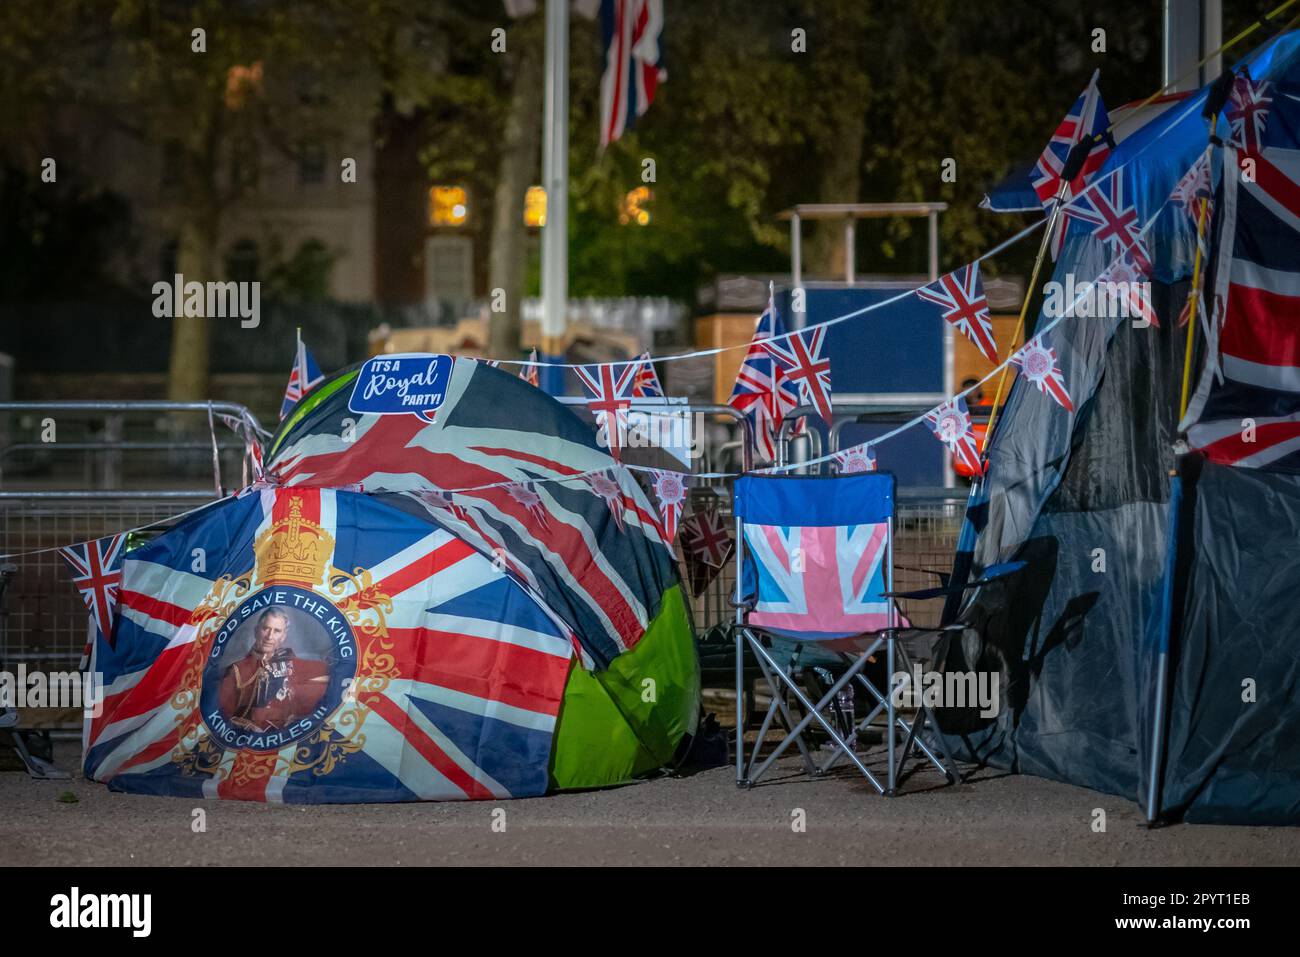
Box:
[2,745,1295,866]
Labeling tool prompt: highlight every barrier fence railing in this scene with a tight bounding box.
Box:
[0,401,268,733]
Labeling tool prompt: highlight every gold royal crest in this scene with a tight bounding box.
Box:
[253,496,334,587]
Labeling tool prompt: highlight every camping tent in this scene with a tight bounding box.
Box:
[84,358,699,802]
[936,32,1300,825]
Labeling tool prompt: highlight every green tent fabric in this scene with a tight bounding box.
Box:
[551,584,700,789]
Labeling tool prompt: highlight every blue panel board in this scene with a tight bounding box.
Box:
[776,286,943,394]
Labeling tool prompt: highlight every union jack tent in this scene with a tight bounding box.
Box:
[81,359,699,802]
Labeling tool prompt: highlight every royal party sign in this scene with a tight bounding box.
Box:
[348,354,454,421]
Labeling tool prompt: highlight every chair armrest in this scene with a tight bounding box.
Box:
[881,560,1026,601]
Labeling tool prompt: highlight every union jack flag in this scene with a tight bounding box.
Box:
[599,0,666,148]
[632,351,664,397]
[575,362,639,460]
[520,348,540,388]
[268,359,674,669]
[917,263,998,364]
[1183,145,1300,470]
[1063,170,1152,274]
[280,333,325,421]
[59,533,127,653]
[743,521,898,639]
[1010,336,1074,412]
[1227,71,1273,154]
[925,397,985,477]
[83,489,576,802]
[728,292,801,463]
[1032,70,1112,259]
[680,508,732,568]
[762,325,833,424]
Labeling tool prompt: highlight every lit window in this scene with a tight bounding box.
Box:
[620,186,652,226]
[429,186,469,227]
[524,185,547,227]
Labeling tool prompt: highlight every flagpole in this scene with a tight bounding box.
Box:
[539,0,570,396]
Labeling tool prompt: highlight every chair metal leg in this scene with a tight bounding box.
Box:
[887,637,896,795]
[746,639,884,793]
[745,634,816,780]
[839,651,958,786]
[735,622,745,786]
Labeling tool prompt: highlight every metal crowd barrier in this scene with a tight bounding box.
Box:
[0,401,267,732]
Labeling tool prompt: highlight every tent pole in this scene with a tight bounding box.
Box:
[1146,472,1183,823]
[1178,117,1218,420]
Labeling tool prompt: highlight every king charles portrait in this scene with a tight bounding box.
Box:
[217,608,329,732]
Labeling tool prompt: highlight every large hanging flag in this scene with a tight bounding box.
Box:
[632,351,664,397]
[762,325,834,424]
[59,534,127,649]
[926,397,985,477]
[599,0,666,148]
[280,332,325,420]
[1227,70,1273,154]
[575,362,639,460]
[728,291,801,462]
[83,489,577,802]
[1033,70,1112,258]
[917,263,998,363]
[1010,336,1074,412]
[1182,143,1300,469]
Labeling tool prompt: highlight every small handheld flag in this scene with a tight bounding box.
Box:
[632,351,664,398]
[281,332,325,420]
[1033,70,1112,259]
[727,287,801,462]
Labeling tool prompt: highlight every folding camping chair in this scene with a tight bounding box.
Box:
[731,472,980,795]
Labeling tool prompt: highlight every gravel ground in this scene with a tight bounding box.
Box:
[2,743,1297,866]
